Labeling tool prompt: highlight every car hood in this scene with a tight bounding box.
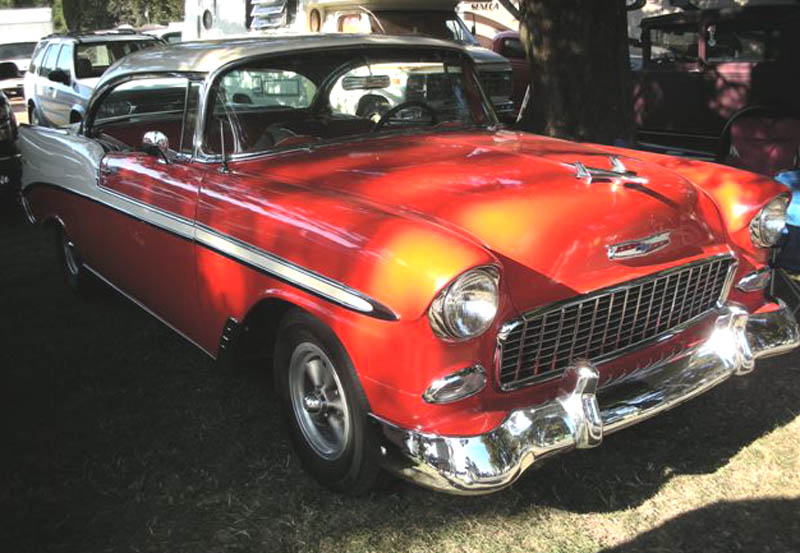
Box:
[251,130,730,312]
[464,45,510,68]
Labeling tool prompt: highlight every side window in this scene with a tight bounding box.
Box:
[29,42,47,74]
[205,68,317,154]
[55,44,73,75]
[501,38,525,60]
[705,24,779,63]
[338,14,365,33]
[39,44,60,76]
[92,77,189,151]
[648,26,699,63]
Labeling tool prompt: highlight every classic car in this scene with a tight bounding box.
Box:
[18,35,800,495]
[0,90,20,198]
[633,5,800,162]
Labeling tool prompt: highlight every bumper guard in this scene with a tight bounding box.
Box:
[374,302,800,494]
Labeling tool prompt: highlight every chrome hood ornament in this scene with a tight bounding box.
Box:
[607,231,671,260]
[564,156,648,185]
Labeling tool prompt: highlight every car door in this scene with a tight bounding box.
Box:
[497,36,529,111]
[636,23,712,153]
[36,43,61,125]
[90,77,207,342]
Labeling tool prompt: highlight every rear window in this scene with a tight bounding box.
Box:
[0,42,36,60]
[75,40,158,79]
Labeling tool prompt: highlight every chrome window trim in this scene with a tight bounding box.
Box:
[494,253,738,392]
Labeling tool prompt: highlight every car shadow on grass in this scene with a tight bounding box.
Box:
[1,207,799,553]
[599,498,800,553]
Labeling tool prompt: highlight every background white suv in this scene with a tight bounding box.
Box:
[25,31,161,127]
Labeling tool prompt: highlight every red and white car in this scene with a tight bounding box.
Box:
[17,35,800,495]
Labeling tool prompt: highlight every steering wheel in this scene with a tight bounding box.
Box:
[372,101,438,132]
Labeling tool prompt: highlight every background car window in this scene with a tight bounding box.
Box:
[330,62,473,124]
[705,24,779,63]
[338,14,364,33]
[28,42,47,74]
[649,27,699,63]
[55,45,73,75]
[39,44,60,76]
[75,40,157,79]
[0,42,36,60]
[93,77,188,150]
[501,38,525,60]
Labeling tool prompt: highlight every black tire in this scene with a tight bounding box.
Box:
[28,103,39,126]
[53,225,92,296]
[274,308,381,495]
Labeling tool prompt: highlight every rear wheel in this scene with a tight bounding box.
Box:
[274,309,380,494]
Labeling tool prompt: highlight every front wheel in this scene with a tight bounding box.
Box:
[274,309,381,494]
[28,104,40,126]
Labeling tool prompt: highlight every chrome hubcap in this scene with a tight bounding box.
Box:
[288,342,351,460]
[62,236,79,276]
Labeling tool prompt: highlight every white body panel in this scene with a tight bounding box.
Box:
[18,125,104,195]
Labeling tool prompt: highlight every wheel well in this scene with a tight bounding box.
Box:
[234,297,296,367]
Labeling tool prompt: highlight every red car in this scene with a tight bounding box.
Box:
[18,35,800,495]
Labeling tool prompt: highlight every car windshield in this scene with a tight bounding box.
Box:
[75,40,158,78]
[0,42,36,60]
[369,11,479,46]
[205,47,493,156]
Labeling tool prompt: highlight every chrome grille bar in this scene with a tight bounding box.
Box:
[496,255,737,391]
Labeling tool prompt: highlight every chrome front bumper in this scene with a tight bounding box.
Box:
[374,302,800,494]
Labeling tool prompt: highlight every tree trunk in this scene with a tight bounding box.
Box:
[518,0,634,145]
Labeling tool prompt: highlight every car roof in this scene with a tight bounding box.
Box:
[43,32,160,45]
[97,33,466,87]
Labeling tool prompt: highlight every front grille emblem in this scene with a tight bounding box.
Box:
[607,231,671,260]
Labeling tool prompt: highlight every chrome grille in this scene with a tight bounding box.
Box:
[497,256,736,390]
[478,70,513,99]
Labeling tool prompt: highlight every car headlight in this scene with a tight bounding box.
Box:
[429,266,499,340]
[750,196,788,248]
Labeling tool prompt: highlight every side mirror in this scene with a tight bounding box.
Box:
[0,62,19,80]
[48,69,70,85]
[142,130,170,162]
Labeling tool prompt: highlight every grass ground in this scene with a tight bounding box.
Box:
[0,203,798,553]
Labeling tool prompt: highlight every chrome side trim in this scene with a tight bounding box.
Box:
[194,225,397,320]
[24,182,398,321]
[375,302,800,495]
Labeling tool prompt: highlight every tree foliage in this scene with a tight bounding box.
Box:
[0,0,184,31]
[517,0,634,145]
